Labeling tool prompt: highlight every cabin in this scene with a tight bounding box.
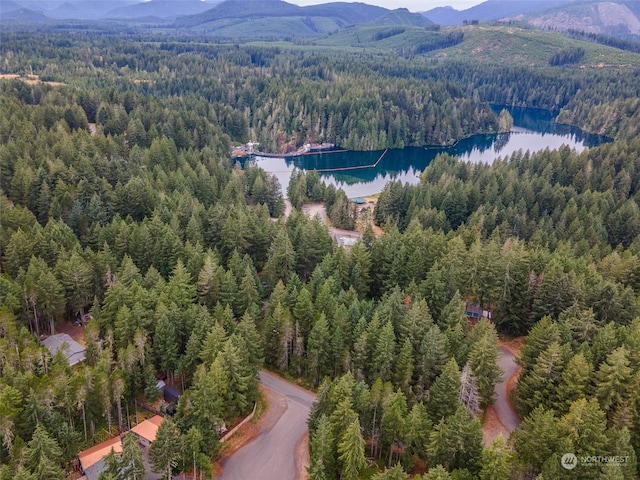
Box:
[77,436,122,480]
[131,415,164,448]
[163,384,181,404]
[42,334,85,366]
[465,301,492,324]
[155,380,181,405]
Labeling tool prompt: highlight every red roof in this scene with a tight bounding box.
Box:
[131,415,164,443]
[78,436,122,469]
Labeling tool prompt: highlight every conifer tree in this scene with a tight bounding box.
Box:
[153,306,179,378]
[373,321,396,383]
[120,432,144,480]
[24,424,64,480]
[307,313,331,384]
[422,465,451,480]
[479,435,511,480]
[309,414,336,480]
[417,324,449,391]
[149,418,181,480]
[338,418,366,480]
[467,330,503,408]
[404,402,431,467]
[428,406,483,474]
[555,352,593,414]
[517,341,568,415]
[427,357,461,422]
[382,389,407,467]
[372,464,408,480]
[512,406,561,474]
[517,316,561,374]
[263,227,296,289]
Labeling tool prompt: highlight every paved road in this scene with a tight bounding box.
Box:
[219,371,316,480]
[493,346,521,432]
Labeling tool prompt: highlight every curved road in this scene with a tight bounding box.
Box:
[493,346,521,432]
[220,371,316,480]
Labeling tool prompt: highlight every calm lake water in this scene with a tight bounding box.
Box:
[254,107,608,198]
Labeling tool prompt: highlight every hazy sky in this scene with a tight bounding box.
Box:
[290,0,484,12]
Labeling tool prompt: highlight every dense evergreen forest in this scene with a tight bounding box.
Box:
[1,28,640,480]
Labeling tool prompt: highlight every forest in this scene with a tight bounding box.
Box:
[0,27,639,480]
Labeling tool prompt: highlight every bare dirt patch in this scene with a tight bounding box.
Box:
[57,322,87,347]
[302,202,328,224]
[0,74,65,86]
[499,336,524,357]
[482,406,510,446]
[500,337,523,416]
[296,432,310,480]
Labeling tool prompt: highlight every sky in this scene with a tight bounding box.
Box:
[290,0,485,12]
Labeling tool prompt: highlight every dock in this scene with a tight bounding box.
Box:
[231,142,343,159]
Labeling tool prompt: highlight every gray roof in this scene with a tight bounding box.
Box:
[42,333,86,366]
[83,458,105,480]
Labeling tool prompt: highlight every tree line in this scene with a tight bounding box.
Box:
[1,30,640,480]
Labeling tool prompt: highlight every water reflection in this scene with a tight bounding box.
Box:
[255,107,608,198]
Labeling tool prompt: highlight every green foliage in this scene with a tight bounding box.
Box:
[337,418,366,480]
[24,424,64,480]
[149,418,181,480]
[2,25,640,480]
[428,406,483,474]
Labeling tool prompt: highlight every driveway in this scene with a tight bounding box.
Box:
[219,371,316,480]
[493,346,521,432]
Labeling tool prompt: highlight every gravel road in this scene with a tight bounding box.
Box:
[219,371,316,480]
[493,346,521,433]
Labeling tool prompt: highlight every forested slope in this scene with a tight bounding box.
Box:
[0,28,639,480]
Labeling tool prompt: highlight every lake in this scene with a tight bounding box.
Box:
[253,107,608,198]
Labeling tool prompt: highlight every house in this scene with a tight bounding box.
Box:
[131,415,164,448]
[77,436,122,480]
[465,301,492,323]
[42,333,85,366]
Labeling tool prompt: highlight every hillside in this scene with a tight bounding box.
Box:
[103,0,214,20]
[315,25,457,54]
[372,8,434,27]
[509,0,640,40]
[419,24,640,68]
[174,0,388,33]
[422,0,572,26]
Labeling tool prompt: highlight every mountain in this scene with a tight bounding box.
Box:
[0,7,52,22]
[422,0,573,26]
[47,1,138,20]
[175,0,388,30]
[509,1,640,40]
[104,0,218,20]
[0,0,22,14]
[372,8,433,27]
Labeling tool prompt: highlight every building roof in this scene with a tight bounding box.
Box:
[163,384,181,403]
[84,458,108,480]
[131,415,164,443]
[78,436,122,471]
[41,333,85,366]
